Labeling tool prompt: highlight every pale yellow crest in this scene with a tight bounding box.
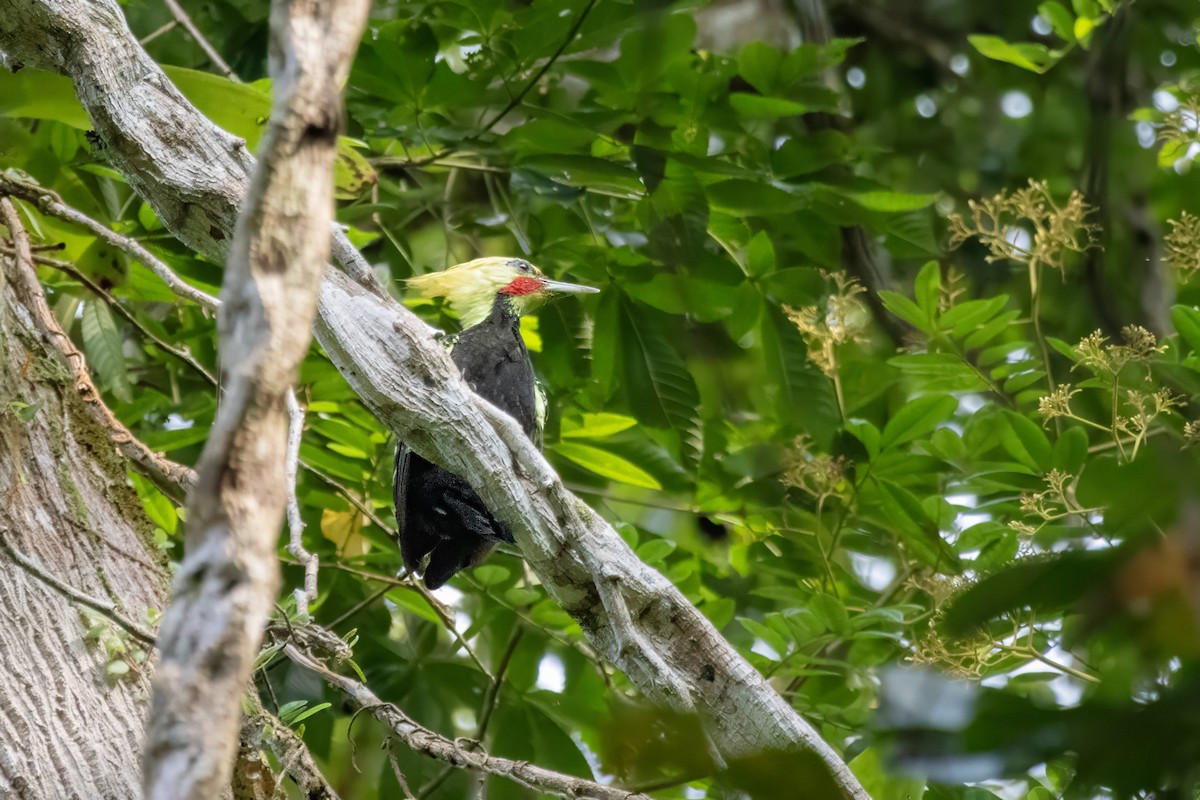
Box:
[406,257,544,327]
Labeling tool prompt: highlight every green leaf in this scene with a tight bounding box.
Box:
[739,617,789,657]
[617,295,700,434]
[772,131,850,177]
[516,154,644,198]
[761,268,825,306]
[0,69,90,128]
[1073,16,1095,43]
[1000,411,1052,471]
[846,419,882,458]
[851,748,928,800]
[878,290,932,334]
[1038,1,1076,41]
[889,354,990,392]
[873,479,960,570]
[967,35,1058,73]
[289,702,332,726]
[810,593,852,637]
[839,189,938,212]
[746,231,776,278]
[938,296,1010,335]
[386,588,443,624]
[1171,305,1200,354]
[80,301,131,404]
[1051,425,1089,472]
[942,550,1118,635]
[635,538,676,565]
[0,66,374,196]
[760,304,839,440]
[18,402,41,423]
[473,565,511,587]
[553,442,663,490]
[738,41,782,94]
[131,474,178,535]
[729,94,809,119]
[707,180,806,216]
[560,413,639,439]
[914,261,942,315]
[881,395,957,449]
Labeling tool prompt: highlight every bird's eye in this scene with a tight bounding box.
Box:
[518,261,532,273]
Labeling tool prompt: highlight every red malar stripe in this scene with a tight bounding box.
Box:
[499,276,545,296]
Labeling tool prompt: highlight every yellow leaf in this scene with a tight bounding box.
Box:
[321,508,369,557]
[520,316,542,352]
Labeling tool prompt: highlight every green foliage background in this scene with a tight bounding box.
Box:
[3,0,1200,797]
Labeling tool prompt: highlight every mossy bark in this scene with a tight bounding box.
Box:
[0,254,168,798]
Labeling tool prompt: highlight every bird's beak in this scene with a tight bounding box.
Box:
[541,279,601,295]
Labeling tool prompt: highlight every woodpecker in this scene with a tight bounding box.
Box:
[394,257,598,589]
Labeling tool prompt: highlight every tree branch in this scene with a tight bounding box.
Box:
[161,0,238,81]
[284,644,645,800]
[0,3,867,797]
[0,174,220,311]
[2,193,340,800]
[3,247,219,385]
[142,1,370,797]
[0,527,157,646]
[0,195,198,497]
[0,525,345,800]
[241,697,341,800]
[285,391,317,618]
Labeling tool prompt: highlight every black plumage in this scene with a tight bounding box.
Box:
[393,295,539,589]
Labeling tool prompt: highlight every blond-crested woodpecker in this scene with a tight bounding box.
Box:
[395,257,598,588]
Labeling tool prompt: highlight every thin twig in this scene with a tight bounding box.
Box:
[0,196,198,496]
[298,461,396,533]
[0,174,219,310]
[286,390,318,617]
[0,527,157,646]
[310,560,492,680]
[477,626,522,740]
[243,697,343,800]
[385,739,419,800]
[140,19,178,45]
[478,0,597,137]
[418,625,526,799]
[161,0,238,80]
[400,0,598,168]
[285,644,648,800]
[325,583,391,630]
[5,246,218,385]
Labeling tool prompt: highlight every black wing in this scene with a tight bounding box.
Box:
[392,441,420,574]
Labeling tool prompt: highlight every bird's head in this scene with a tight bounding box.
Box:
[406,257,599,328]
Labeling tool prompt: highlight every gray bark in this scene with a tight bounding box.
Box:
[0,3,868,797]
[142,2,370,798]
[0,208,168,798]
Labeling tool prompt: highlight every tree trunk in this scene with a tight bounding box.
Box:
[0,246,168,797]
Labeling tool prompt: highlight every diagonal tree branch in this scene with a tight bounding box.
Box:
[0,195,198,497]
[0,3,868,797]
[284,644,647,800]
[161,0,238,81]
[0,527,157,646]
[142,1,370,797]
[0,174,220,310]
